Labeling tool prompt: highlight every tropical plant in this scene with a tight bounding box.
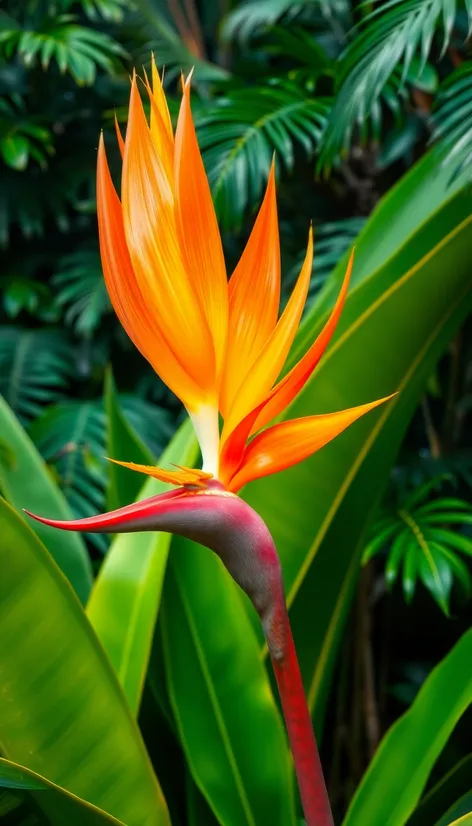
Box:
[1,0,472,824]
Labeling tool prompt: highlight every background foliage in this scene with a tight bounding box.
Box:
[1,0,472,824]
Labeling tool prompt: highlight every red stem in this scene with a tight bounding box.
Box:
[264,599,334,826]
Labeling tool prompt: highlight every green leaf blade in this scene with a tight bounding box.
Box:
[0,395,92,603]
[0,497,169,826]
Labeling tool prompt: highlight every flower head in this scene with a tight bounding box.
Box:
[94,59,390,495]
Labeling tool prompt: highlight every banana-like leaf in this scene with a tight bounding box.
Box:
[406,754,472,826]
[186,771,220,826]
[0,394,92,603]
[104,369,155,512]
[0,758,125,825]
[443,810,472,826]
[244,158,472,732]
[342,628,472,826]
[0,497,169,826]
[161,537,296,826]
[87,419,198,715]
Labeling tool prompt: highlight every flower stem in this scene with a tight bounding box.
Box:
[263,594,335,826]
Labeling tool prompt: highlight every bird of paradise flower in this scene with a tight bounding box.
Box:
[27,58,393,826]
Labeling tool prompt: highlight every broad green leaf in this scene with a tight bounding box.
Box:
[0,394,92,603]
[186,771,220,826]
[444,810,472,826]
[161,537,296,826]
[342,628,472,826]
[406,755,472,826]
[0,758,125,825]
[0,497,169,826]
[87,419,198,715]
[244,168,472,733]
[104,369,155,511]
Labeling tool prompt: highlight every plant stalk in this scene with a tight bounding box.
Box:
[262,595,335,826]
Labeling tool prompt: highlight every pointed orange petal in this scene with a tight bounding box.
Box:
[252,249,354,433]
[107,458,212,488]
[114,115,125,159]
[151,55,173,142]
[222,226,313,440]
[97,134,203,410]
[226,395,395,491]
[144,63,174,184]
[220,162,281,418]
[174,75,228,378]
[121,78,216,398]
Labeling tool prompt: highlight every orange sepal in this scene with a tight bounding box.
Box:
[174,74,228,377]
[121,77,216,397]
[143,61,174,184]
[220,161,281,418]
[151,56,173,142]
[114,115,125,159]
[226,394,395,492]
[222,226,313,441]
[106,458,213,488]
[97,133,202,410]
[252,249,354,433]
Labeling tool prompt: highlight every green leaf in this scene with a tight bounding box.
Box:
[198,82,330,228]
[52,247,110,336]
[443,809,472,826]
[403,544,418,603]
[30,399,108,554]
[1,133,28,169]
[161,537,296,826]
[0,394,92,603]
[319,0,471,168]
[385,531,409,587]
[0,327,73,423]
[0,757,125,825]
[86,419,198,715]
[433,61,472,181]
[362,521,398,564]
[0,497,169,826]
[417,543,452,614]
[342,628,472,826]
[104,369,155,512]
[428,528,472,556]
[186,771,220,826]
[406,754,472,826]
[243,147,472,734]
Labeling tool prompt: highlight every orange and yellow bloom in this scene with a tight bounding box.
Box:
[96,58,389,494]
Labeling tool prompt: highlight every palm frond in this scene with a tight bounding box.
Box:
[197,80,330,228]
[363,477,472,614]
[52,247,111,337]
[432,60,472,179]
[119,395,174,458]
[0,327,73,423]
[222,0,348,43]
[0,14,125,85]
[0,96,54,171]
[0,147,95,245]
[319,0,472,170]
[29,399,109,551]
[284,217,365,305]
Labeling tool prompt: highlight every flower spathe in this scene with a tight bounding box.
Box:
[95,59,391,494]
